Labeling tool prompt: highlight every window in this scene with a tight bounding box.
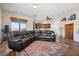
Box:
[11,22,19,31]
[11,22,26,31]
[20,22,26,31]
[10,17,27,31]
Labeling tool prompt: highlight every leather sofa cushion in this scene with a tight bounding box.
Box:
[9,39,22,42]
[39,35,46,39]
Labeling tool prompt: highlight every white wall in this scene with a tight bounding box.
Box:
[34,16,60,33]
[0,8,2,41]
[2,10,33,30]
[33,16,60,31]
[59,10,79,42]
[26,18,33,30]
[51,20,60,35]
[2,8,79,42]
[74,20,79,42]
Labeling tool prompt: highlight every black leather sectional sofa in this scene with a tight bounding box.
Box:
[7,30,56,52]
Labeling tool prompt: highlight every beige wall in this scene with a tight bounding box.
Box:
[0,9,33,41]
[0,9,33,42]
[1,10,58,32]
[2,10,33,30]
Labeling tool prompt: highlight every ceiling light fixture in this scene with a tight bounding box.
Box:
[32,4,38,8]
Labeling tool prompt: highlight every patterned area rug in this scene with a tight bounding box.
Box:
[16,41,69,56]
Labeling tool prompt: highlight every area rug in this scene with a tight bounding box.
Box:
[16,41,69,56]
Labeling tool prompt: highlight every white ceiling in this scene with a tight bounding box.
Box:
[0,3,79,20]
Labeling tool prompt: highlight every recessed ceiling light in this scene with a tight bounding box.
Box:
[32,4,38,8]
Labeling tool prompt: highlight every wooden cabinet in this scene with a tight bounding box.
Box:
[34,23,50,29]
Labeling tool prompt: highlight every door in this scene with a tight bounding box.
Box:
[65,23,74,41]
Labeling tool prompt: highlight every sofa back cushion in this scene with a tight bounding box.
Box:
[47,31,56,36]
[41,30,47,34]
[35,30,41,35]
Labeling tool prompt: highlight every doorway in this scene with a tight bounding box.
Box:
[65,23,74,42]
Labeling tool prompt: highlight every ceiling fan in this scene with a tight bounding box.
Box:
[46,16,53,20]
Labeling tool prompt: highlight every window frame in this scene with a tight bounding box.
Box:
[10,21,27,31]
[19,22,27,31]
